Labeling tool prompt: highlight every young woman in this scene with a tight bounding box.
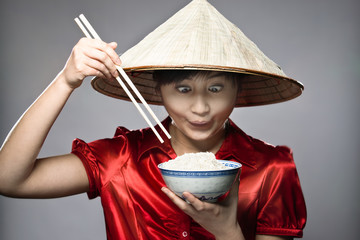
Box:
[0,38,306,240]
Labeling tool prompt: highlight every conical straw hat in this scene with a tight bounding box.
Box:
[92,0,303,107]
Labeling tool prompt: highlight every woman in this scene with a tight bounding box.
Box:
[0,38,305,239]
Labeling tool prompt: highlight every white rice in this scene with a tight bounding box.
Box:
[162,152,230,171]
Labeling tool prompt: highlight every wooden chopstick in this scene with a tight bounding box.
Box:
[74,14,171,143]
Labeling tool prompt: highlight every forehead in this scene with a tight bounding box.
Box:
[187,71,227,81]
[155,70,239,86]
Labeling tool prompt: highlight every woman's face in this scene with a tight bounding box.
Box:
[160,71,238,144]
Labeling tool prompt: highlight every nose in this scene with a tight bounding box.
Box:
[191,95,210,115]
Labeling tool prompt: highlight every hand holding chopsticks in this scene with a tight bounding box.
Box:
[74,14,171,143]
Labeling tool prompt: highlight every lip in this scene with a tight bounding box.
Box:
[189,120,210,128]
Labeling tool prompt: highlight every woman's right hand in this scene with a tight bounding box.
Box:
[60,38,122,89]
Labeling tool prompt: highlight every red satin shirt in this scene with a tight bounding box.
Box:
[71,117,306,240]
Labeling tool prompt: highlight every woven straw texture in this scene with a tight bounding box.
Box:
[92,0,303,107]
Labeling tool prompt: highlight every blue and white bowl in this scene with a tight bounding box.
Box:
[158,160,242,202]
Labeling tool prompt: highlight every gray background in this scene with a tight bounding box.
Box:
[0,0,359,239]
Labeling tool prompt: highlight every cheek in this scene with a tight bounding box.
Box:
[161,94,186,116]
[211,94,237,113]
[213,102,235,119]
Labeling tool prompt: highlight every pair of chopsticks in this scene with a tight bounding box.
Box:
[74,14,171,143]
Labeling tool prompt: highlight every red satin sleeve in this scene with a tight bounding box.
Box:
[71,138,100,199]
[71,134,130,199]
[256,146,307,237]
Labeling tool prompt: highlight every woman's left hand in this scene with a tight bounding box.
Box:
[161,176,244,240]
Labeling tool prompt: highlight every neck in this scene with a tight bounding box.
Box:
[169,123,227,156]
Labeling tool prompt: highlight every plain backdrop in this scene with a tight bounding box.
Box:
[0,0,359,239]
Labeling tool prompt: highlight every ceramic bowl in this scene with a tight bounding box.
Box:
[158,160,241,202]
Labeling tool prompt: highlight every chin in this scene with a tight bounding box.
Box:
[186,131,216,142]
[173,122,224,142]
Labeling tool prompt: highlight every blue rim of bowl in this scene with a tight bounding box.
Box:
[158,160,242,177]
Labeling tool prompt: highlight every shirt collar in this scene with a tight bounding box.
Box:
[216,119,257,169]
[137,117,257,169]
[137,117,176,161]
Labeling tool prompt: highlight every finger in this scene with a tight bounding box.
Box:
[84,58,114,79]
[90,39,122,66]
[77,38,120,77]
[83,48,119,78]
[107,42,122,66]
[161,187,196,213]
[80,64,107,80]
[182,192,207,211]
[108,42,118,50]
[104,42,122,66]
[161,187,184,205]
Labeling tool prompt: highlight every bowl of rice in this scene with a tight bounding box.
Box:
[158,152,242,202]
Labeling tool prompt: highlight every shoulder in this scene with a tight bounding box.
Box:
[252,137,293,162]
[252,138,296,176]
[247,138,300,187]
[224,119,295,170]
[72,126,148,161]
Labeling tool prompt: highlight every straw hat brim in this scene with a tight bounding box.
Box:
[91,65,303,107]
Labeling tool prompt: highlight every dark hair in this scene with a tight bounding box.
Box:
[153,70,242,93]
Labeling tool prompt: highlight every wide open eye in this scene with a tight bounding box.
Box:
[208,85,223,93]
[177,86,191,93]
